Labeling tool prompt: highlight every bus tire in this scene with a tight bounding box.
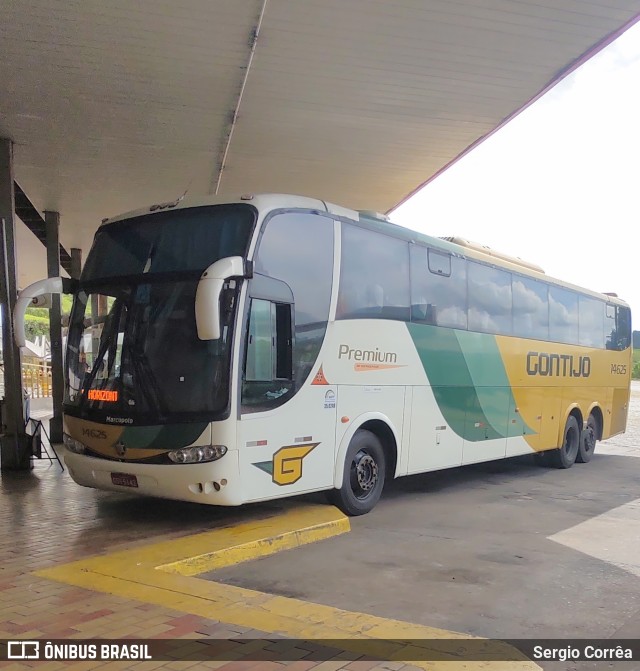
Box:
[329,429,386,516]
[577,414,598,463]
[549,415,580,469]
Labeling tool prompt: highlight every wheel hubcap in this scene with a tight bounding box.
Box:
[564,426,578,454]
[584,427,596,452]
[351,450,379,498]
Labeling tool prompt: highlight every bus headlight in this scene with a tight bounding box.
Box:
[167,445,227,464]
[63,433,86,454]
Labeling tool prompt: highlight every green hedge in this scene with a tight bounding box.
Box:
[24,313,49,341]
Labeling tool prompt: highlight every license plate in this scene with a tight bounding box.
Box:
[111,472,138,488]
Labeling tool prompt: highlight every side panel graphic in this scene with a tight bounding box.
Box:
[406,323,533,442]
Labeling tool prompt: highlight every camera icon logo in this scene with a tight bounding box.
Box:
[7,641,40,659]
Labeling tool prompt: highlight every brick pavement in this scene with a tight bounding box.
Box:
[0,459,424,671]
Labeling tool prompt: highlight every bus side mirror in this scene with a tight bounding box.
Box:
[13,276,77,347]
[195,257,250,340]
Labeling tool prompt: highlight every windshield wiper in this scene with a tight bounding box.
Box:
[131,348,167,416]
[78,354,107,409]
[79,308,121,409]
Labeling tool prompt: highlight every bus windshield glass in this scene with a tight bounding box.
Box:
[64,204,255,423]
[81,204,255,281]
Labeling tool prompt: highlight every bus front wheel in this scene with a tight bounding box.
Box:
[549,415,580,469]
[328,429,386,516]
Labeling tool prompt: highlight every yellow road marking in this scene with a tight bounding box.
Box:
[35,503,539,670]
[158,504,348,576]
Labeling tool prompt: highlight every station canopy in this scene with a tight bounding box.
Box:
[1,0,638,287]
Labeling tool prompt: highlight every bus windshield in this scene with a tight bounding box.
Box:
[81,204,255,281]
[64,204,255,423]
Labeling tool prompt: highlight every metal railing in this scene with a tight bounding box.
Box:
[21,361,52,398]
[1,360,53,400]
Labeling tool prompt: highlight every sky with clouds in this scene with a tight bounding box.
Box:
[392,20,640,326]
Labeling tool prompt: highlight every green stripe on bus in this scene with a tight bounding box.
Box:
[455,330,533,437]
[406,323,533,440]
[121,422,209,450]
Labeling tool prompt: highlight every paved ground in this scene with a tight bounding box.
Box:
[1,383,639,670]
[206,382,640,670]
[0,444,445,671]
[211,454,640,636]
[597,380,640,458]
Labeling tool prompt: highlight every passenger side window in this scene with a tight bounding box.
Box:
[427,249,451,276]
[468,262,512,335]
[337,224,410,321]
[410,246,467,329]
[549,286,579,344]
[578,297,604,348]
[512,275,549,341]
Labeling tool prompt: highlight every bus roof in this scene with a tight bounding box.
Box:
[354,211,629,308]
[100,192,629,309]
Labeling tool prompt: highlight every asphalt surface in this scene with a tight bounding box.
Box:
[205,382,640,670]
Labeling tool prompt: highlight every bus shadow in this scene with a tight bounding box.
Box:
[93,490,303,527]
[384,454,546,497]
[379,452,640,520]
[65,452,639,555]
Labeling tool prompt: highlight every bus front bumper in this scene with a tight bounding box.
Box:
[64,449,243,506]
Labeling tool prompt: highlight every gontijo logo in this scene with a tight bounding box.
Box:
[253,443,319,485]
[526,352,591,378]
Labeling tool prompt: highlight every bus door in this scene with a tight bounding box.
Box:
[237,276,336,503]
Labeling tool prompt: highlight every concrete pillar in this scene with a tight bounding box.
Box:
[44,210,63,443]
[70,247,82,280]
[0,138,30,470]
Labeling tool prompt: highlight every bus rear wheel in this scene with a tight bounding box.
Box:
[329,429,386,516]
[577,414,598,463]
[549,415,580,469]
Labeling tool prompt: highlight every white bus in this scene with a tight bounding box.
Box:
[16,194,632,514]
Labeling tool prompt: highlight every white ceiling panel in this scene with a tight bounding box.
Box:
[0,0,638,285]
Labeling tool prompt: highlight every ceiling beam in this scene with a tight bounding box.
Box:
[13,181,72,276]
